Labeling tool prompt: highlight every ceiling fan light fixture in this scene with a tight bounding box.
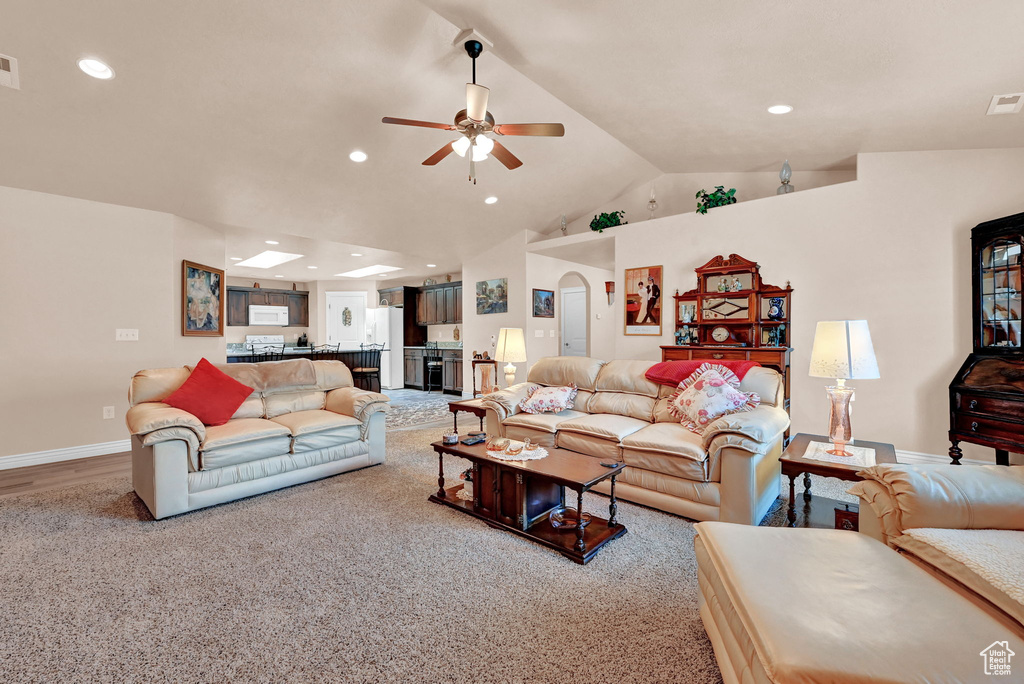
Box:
[466,83,490,123]
[452,137,471,157]
[471,134,494,161]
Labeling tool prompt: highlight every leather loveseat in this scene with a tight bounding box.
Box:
[126,358,388,519]
[481,356,790,525]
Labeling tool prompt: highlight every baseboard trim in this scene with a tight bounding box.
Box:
[896,449,987,466]
[0,439,131,472]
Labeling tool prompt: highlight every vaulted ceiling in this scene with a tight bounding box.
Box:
[2,1,1022,281]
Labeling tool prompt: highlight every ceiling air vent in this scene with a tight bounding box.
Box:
[0,53,20,89]
[987,93,1024,115]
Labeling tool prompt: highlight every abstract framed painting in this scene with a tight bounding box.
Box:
[532,288,555,318]
[624,265,663,336]
[476,278,508,314]
[182,260,225,336]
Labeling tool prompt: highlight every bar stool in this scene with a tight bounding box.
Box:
[424,342,443,393]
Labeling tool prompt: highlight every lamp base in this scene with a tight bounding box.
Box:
[503,362,517,388]
[825,384,855,456]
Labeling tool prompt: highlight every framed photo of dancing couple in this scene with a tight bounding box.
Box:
[624,265,663,335]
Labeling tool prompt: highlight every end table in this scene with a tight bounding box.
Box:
[780,433,897,529]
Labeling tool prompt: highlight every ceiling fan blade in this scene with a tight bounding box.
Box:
[466,83,490,123]
[489,139,523,170]
[492,123,565,137]
[382,117,455,130]
[422,141,457,166]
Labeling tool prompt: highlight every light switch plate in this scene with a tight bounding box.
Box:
[549,330,555,337]
[115,329,139,341]
[534,329,544,338]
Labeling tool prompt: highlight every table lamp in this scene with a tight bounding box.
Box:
[808,320,880,456]
[494,327,527,387]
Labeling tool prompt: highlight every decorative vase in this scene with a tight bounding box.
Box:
[825,385,855,456]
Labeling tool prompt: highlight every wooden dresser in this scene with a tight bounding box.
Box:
[948,211,1024,465]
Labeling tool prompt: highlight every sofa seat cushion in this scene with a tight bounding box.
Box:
[556,431,621,462]
[503,409,587,434]
[694,522,1024,684]
[200,418,292,470]
[621,423,710,482]
[620,466,721,507]
[556,413,650,442]
[270,410,363,452]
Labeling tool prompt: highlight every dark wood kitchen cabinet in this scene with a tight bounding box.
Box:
[226,286,308,327]
[404,348,425,390]
[415,282,462,325]
[442,350,463,394]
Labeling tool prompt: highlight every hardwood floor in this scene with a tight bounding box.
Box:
[0,452,131,499]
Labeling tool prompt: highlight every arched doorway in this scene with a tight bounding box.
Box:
[558,271,590,356]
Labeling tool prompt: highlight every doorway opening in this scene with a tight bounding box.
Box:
[558,272,590,357]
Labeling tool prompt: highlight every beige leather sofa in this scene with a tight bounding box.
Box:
[126,358,388,519]
[481,356,790,525]
[695,465,1024,683]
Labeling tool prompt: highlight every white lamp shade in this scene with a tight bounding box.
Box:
[809,320,880,380]
[494,328,527,363]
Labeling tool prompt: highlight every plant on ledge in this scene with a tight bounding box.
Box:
[695,186,737,214]
[590,210,627,233]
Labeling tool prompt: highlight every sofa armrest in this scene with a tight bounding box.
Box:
[325,387,390,422]
[701,405,790,453]
[849,464,1024,537]
[479,382,533,422]
[125,402,206,443]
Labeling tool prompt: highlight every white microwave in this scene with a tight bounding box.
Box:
[248,305,290,326]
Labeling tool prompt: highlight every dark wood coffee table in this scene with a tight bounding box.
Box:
[429,440,627,564]
[781,433,897,528]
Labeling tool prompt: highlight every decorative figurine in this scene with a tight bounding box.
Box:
[766,327,778,347]
[768,297,785,321]
[732,277,743,292]
[717,277,728,292]
[681,304,692,324]
[675,330,685,346]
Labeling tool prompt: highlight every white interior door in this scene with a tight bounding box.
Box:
[326,292,367,350]
[560,287,587,357]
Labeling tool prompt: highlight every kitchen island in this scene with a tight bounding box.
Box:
[226,348,388,392]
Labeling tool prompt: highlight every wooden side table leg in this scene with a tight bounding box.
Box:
[452,412,458,433]
[608,475,619,527]
[802,473,812,502]
[949,440,963,465]
[574,488,586,554]
[787,473,797,527]
[436,452,446,499]
[479,415,484,431]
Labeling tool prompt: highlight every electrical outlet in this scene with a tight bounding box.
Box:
[549,330,555,337]
[115,328,139,341]
[102,406,115,420]
[534,329,544,338]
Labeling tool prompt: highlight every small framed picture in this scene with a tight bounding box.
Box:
[624,265,663,335]
[532,289,555,318]
[182,260,224,336]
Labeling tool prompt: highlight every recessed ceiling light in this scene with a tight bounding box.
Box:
[349,150,368,163]
[307,266,318,269]
[230,257,243,261]
[236,251,304,268]
[265,240,279,245]
[767,104,793,115]
[350,253,363,257]
[274,275,284,278]
[334,265,403,278]
[426,264,437,268]
[485,196,498,204]
[78,58,114,80]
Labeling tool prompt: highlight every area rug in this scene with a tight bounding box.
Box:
[0,426,727,684]
[383,388,455,429]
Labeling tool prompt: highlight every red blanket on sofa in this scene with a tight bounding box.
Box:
[645,360,760,387]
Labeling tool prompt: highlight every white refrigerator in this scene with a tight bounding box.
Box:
[369,307,404,389]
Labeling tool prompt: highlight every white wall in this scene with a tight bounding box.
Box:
[610,149,1024,462]
[0,186,225,457]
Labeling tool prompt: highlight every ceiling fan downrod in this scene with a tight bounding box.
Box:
[465,40,483,84]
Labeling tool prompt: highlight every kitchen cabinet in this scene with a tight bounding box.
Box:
[225,286,308,327]
[442,349,463,394]
[404,348,425,390]
[415,282,462,326]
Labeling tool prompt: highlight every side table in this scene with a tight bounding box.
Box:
[448,398,487,433]
[780,433,897,529]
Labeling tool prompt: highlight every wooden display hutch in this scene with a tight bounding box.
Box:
[660,254,793,433]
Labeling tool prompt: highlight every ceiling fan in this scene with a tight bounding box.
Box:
[382,40,565,183]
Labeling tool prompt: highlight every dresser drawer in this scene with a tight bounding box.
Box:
[691,349,748,361]
[953,413,1024,443]
[955,392,1024,420]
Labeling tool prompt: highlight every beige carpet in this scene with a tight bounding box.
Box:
[0,426,853,683]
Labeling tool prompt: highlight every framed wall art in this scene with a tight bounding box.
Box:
[182,260,225,336]
[624,265,663,335]
[476,278,508,314]
[532,288,554,318]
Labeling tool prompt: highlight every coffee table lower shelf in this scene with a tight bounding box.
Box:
[430,485,627,565]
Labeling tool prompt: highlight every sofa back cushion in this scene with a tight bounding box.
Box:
[129,367,191,406]
[739,367,783,407]
[264,390,328,419]
[595,360,660,397]
[527,356,604,391]
[588,392,656,422]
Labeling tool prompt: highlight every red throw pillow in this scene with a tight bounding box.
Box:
[163,358,254,426]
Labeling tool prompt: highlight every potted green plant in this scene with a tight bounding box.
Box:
[695,187,737,214]
[590,210,627,233]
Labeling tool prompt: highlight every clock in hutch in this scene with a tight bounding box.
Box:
[948,211,1024,466]
[661,254,793,434]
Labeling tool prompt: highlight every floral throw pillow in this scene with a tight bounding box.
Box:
[518,384,579,414]
[668,369,759,434]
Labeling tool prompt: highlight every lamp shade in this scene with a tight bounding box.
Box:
[494,328,527,363]
[809,320,880,380]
